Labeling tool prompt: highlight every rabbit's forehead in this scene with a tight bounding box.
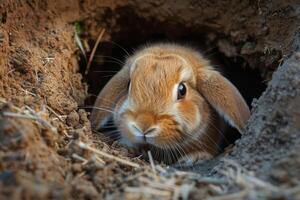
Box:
[131,59,180,92]
[130,56,193,83]
[128,57,193,109]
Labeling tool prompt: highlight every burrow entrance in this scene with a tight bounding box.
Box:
[1,1,298,199]
[79,6,268,163]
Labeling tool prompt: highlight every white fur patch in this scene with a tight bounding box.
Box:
[180,67,193,82]
[172,83,179,101]
[115,98,129,121]
[145,126,160,138]
[127,121,143,137]
[215,105,237,129]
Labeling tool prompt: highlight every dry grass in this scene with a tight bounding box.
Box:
[85,28,106,75]
[78,141,140,168]
[0,98,57,133]
[1,97,300,200]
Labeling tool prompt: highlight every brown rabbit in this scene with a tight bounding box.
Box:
[90,43,250,164]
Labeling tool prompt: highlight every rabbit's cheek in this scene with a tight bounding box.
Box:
[118,115,139,142]
[115,96,130,120]
[176,101,201,131]
[118,111,147,145]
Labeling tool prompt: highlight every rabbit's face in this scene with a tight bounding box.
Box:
[114,54,210,148]
[91,43,250,164]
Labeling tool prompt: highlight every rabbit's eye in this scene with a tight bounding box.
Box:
[177,82,186,100]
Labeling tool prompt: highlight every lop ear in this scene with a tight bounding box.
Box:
[197,69,250,133]
[90,66,130,130]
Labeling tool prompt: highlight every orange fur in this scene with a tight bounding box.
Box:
[90,43,250,164]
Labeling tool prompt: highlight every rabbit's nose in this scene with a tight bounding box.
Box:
[144,127,158,136]
[131,123,158,136]
[131,123,143,136]
[135,113,155,133]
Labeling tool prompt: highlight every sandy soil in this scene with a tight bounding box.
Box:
[0,0,300,199]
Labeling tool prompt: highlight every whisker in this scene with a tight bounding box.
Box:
[168,140,190,168]
[78,106,115,114]
[207,115,230,145]
[100,75,115,78]
[106,40,131,56]
[93,59,124,66]
[92,70,119,73]
[179,131,221,154]
[205,119,229,152]
[202,46,218,55]
[100,125,116,129]
[101,136,121,143]
[165,141,179,164]
[93,129,121,143]
[104,129,121,135]
[166,144,176,164]
[173,142,188,166]
[80,104,114,110]
[93,55,125,64]
[86,95,116,105]
[92,129,118,136]
[164,144,171,164]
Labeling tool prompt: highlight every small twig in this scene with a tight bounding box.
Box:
[138,176,174,191]
[72,153,88,165]
[197,177,228,185]
[20,88,36,96]
[125,187,171,197]
[92,155,106,165]
[148,151,157,178]
[123,171,145,182]
[3,112,37,120]
[3,111,57,133]
[42,56,55,66]
[85,28,106,75]
[244,175,278,191]
[75,31,86,60]
[24,106,37,115]
[155,165,167,174]
[175,170,228,185]
[63,130,73,139]
[75,172,86,179]
[0,98,22,112]
[0,97,6,103]
[285,185,300,196]
[78,142,140,168]
[207,188,250,200]
[46,105,64,122]
[25,106,57,133]
[1,99,47,122]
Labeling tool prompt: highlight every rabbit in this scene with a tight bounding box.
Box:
[90,43,250,165]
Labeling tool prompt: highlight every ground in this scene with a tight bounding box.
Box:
[0,0,300,199]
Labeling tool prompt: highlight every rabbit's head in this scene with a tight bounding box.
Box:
[91,43,250,153]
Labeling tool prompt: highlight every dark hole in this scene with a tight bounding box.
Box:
[1,12,7,24]
[81,9,267,163]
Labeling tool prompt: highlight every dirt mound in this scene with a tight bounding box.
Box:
[0,0,300,199]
